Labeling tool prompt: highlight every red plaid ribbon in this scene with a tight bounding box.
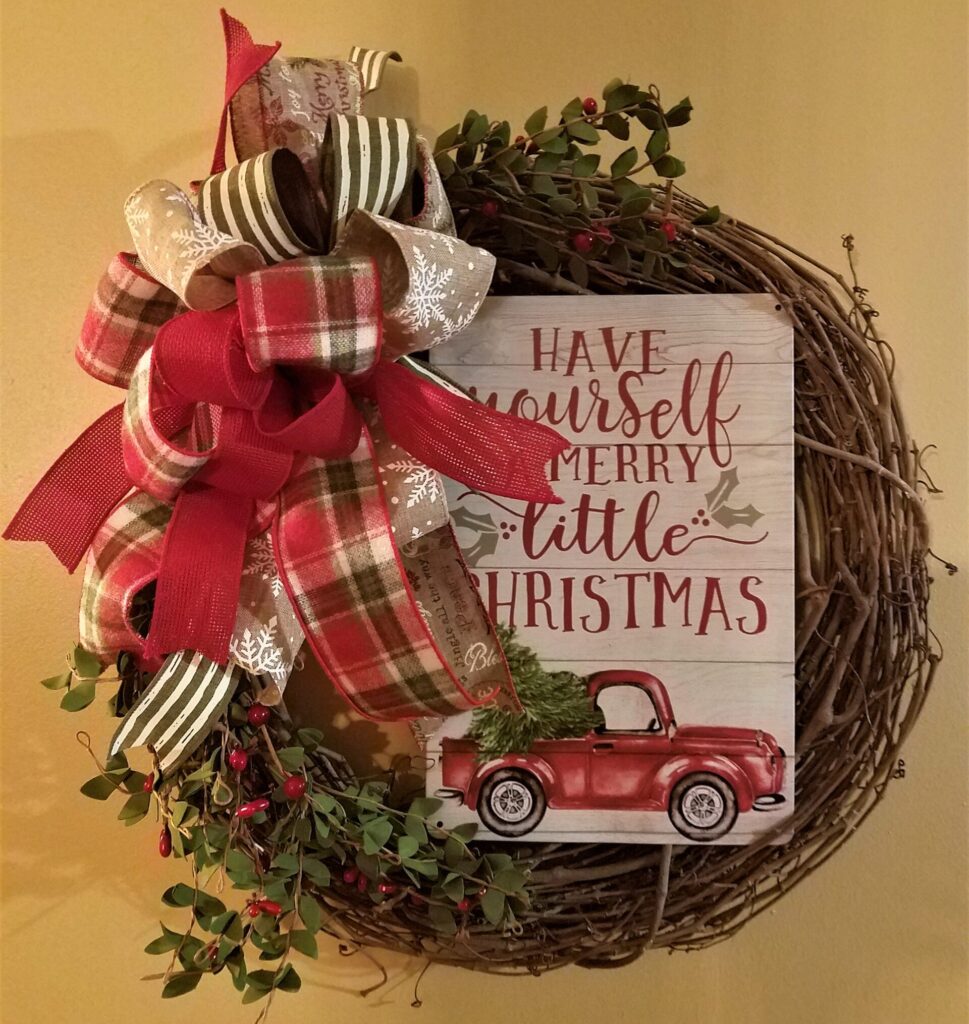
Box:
[7,251,567,719]
[4,10,570,723]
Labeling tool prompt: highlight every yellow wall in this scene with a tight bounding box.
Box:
[2,2,966,1022]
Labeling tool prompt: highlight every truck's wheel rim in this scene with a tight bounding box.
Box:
[490,780,533,823]
[681,784,725,829]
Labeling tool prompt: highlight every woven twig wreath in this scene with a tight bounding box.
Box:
[319,186,939,971]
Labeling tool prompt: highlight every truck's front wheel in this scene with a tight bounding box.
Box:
[668,773,737,841]
[478,769,547,837]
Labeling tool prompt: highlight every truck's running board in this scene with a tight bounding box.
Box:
[753,793,786,810]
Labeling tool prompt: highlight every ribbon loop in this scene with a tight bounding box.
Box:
[335,211,494,357]
[76,253,184,389]
[237,254,382,375]
[6,11,576,727]
[348,46,402,94]
[324,115,416,245]
[125,181,264,310]
[200,148,324,264]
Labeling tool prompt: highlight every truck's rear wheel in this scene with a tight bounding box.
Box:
[478,769,547,837]
[669,773,737,841]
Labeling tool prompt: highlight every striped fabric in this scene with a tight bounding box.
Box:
[199,149,322,265]
[326,113,415,244]
[76,253,183,389]
[348,46,402,93]
[108,651,241,774]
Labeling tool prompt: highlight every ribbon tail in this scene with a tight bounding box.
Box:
[143,484,251,664]
[211,9,281,175]
[371,360,570,504]
[3,404,131,571]
[109,651,241,775]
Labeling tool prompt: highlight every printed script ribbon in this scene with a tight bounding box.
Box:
[4,10,571,727]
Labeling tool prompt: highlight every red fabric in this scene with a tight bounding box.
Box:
[236,255,382,376]
[2,405,131,571]
[369,360,570,505]
[142,483,252,663]
[210,10,280,175]
[7,256,570,673]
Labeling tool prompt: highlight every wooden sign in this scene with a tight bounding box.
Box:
[425,294,794,846]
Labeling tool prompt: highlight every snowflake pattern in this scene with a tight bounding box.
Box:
[243,535,284,597]
[229,616,287,683]
[383,456,442,509]
[399,246,453,331]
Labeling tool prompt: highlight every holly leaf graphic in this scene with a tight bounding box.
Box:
[704,467,740,511]
[450,507,498,533]
[711,503,764,529]
[703,468,764,530]
[450,507,499,567]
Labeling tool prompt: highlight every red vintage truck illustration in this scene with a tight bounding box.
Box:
[436,670,786,841]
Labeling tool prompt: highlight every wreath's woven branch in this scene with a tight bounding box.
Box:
[308,183,937,970]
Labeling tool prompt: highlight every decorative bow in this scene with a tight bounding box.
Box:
[4,11,570,733]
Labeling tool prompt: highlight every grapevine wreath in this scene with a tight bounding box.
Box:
[6,10,945,1015]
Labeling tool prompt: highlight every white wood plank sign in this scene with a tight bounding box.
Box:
[425,294,794,846]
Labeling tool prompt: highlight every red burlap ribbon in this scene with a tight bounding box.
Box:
[4,10,571,723]
[5,254,568,716]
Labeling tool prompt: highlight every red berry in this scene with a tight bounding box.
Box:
[251,797,270,813]
[227,748,248,772]
[283,775,306,800]
[357,874,369,892]
[247,903,261,917]
[514,134,526,148]
[247,703,270,726]
[660,220,677,242]
[235,802,256,818]
[582,96,598,116]
[594,225,614,244]
[481,199,500,219]
[143,772,155,793]
[377,881,397,895]
[456,898,471,912]
[342,867,359,885]
[258,899,282,916]
[408,891,425,906]
[572,231,595,254]
[158,828,172,858]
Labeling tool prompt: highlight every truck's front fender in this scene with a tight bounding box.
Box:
[652,755,755,812]
[466,754,557,811]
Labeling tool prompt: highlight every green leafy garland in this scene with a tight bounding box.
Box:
[434,79,719,291]
[47,646,529,1014]
[43,623,597,1014]
[37,74,705,1017]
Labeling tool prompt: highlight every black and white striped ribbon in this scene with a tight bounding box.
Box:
[199,148,322,264]
[108,651,240,774]
[326,114,416,244]
[348,46,402,93]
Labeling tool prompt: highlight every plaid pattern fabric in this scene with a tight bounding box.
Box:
[76,253,182,389]
[79,490,172,665]
[109,651,240,774]
[236,255,381,376]
[275,432,484,720]
[122,350,208,502]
